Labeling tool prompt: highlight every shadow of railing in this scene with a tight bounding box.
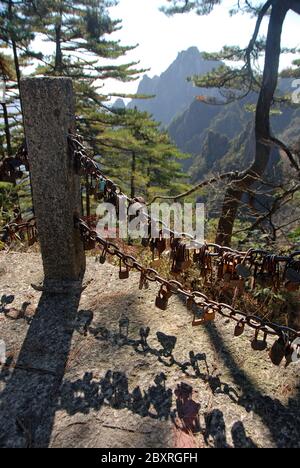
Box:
[88,318,300,448]
[87,323,240,403]
[59,370,175,421]
[203,322,300,448]
[1,287,299,448]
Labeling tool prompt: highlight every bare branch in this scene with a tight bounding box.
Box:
[147,171,238,204]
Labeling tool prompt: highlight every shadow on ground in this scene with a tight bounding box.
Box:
[0,286,82,448]
[0,286,300,448]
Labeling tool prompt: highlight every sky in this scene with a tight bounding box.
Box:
[102,0,300,97]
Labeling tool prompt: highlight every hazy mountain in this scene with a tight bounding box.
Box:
[128,47,221,125]
[112,98,126,109]
[127,49,299,183]
[168,86,300,181]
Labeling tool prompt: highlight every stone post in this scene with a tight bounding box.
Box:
[20,77,86,282]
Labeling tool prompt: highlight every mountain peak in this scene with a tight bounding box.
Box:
[128,47,221,125]
[177,46,201,59]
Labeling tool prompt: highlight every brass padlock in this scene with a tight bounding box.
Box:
[203,307,216,323]
[192,305,215,326]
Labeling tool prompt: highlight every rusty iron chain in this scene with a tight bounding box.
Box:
[76,217,300,347]
[70,132,300,363]
[68,132,300,267]
[1,217,37,245]
[1,134,299,365]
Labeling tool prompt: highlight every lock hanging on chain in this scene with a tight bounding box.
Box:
[119,259,130,280]
[139,270,149,290]
[234,319,245,337]
[192,305,215,326]
[269,335,289,366]
[155,285,172,311]
[251,329,268,351]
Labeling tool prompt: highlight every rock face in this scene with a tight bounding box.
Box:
[128,50,300,181]
[1,252,300,448]
[128,47,221,126]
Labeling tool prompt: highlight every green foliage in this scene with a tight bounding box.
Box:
[0,181,18,223]
[91,108,190,199]
[288,226,300,243]
[280,58,300,79]
[27,0,144,81]
[160,0,221,16]
[0,0,191,217]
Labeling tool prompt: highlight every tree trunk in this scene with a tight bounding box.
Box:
[55,19,63,73]
[85,175,90,218]
[2,103,12,157]
[131,151,136,199]
[216,0,290,246]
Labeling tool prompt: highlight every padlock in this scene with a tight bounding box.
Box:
[156,234,167,258]
[155,285,172,311]
[99,246,108,264]
[192,305,215,326]
[286,267,300,283]
[234,320,245,337]
[203,307,216,323]
[94,179,106,201]
[83,233,96,251]
[119,260,130,280]
[139,271,149,290]
[236,263,251,279]
[269,336,287,366]
[285,266,300,291]
[251,330,268,351]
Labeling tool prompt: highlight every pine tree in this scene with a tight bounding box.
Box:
[160,0,300,245]
[27,1,188,207]
[97,108,189,200]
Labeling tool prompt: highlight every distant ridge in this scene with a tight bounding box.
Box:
[127,47,221,125]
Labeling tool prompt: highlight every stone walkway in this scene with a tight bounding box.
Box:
[0,252,299,448]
